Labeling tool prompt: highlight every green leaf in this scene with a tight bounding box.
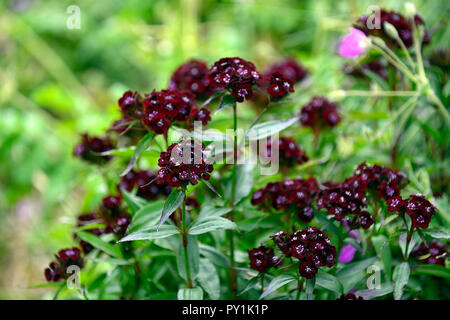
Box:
[238,276,260,296]
[76,231,122,258]
[305,278,315,300]
[215,94,236,114]
[337,257,378,279]
[232,163,254,205]
[128,200,165,233]
[393,262,410,300]
[424,230,450,239]
[157,189,185,230]
[188,216,236,235]
[197,258,220,299]
[246,117,298,141]
[202,180,223,198]
[118,225,179,242]
[120,188,147,214]
[372,235,392,280]
[177,287,203,300]
[355,283,393,300]
[412,265,450,280]
[316,270,343,294]
[199,244,230,268]
[177,235,200,281]
[198,205,232,219]
[259,274,296,299]
[120,132,154,177]
[337,257,378,292]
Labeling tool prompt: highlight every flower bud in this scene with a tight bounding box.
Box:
[384,22,400,40]
[405,3,416,16]
[371,36,386,48]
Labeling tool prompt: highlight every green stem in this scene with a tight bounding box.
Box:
[228,104,238,296]
[343,90,416,97]
[427,89,450,126]
[181,191,193,288]
[372,43,417,83]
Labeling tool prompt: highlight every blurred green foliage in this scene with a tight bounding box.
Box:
[0,0,448,298]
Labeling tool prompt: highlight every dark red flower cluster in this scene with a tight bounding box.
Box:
[118,91,143,118]
[168,59,212,97]
[251,178,320,223]
[156,140,213,188]
[299,96,341,128]
[45,247,84,282]
[265,137,308,168]
[142,89,210,134]
[248,246,282,273]
[266,72,294,99]
[354,9,429,48]
[338,293,364,300]
[353,162,408,201]
[74,195,133,253]
[271,227,336,279]
[208,57,261,102]
[263,58,308,84]
[74,134,114,164]
[387,194,436,229]
[412,241,447,266]
[317,180,373,229]
[119,170,172,200]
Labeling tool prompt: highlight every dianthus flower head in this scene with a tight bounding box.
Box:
[208,57,261,102]
[118,91,143,118]
[142,89,208,134]
[405,195,436,229]
[168,59,212,97]
[266,137,308,168]
[119,170,172,200]
[300,96,341,129]
[354,9,429,48]
[73,134,114,164]
[45,247,84,282]
[251,178,319,223]
[156,140,213,188]
[266,72,294,99]
[248,246,281,273]
[263,58,308,84]
[271,227,336,279]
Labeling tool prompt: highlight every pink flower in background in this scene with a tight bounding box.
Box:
[339,27,370,58]
[338,244,357,263]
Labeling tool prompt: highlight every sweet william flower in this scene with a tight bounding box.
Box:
[339,27,370,58]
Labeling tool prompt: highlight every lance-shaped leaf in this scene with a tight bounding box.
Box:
[177,287,203,300]
[316,270,343,294]
[120,132,154,177]
[188,216,236,235]
[128,200,165,233]
[246,117,298,141]
[393,262,410,300]
[76,231,123,258]
[120,188,147,214]
[215,94,236,114]
[157,189,185,230]
[118,225,179,242]
[259,274,296,299]
[197,258,220,299]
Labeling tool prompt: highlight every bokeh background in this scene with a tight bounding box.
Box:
[0,0,448,299]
